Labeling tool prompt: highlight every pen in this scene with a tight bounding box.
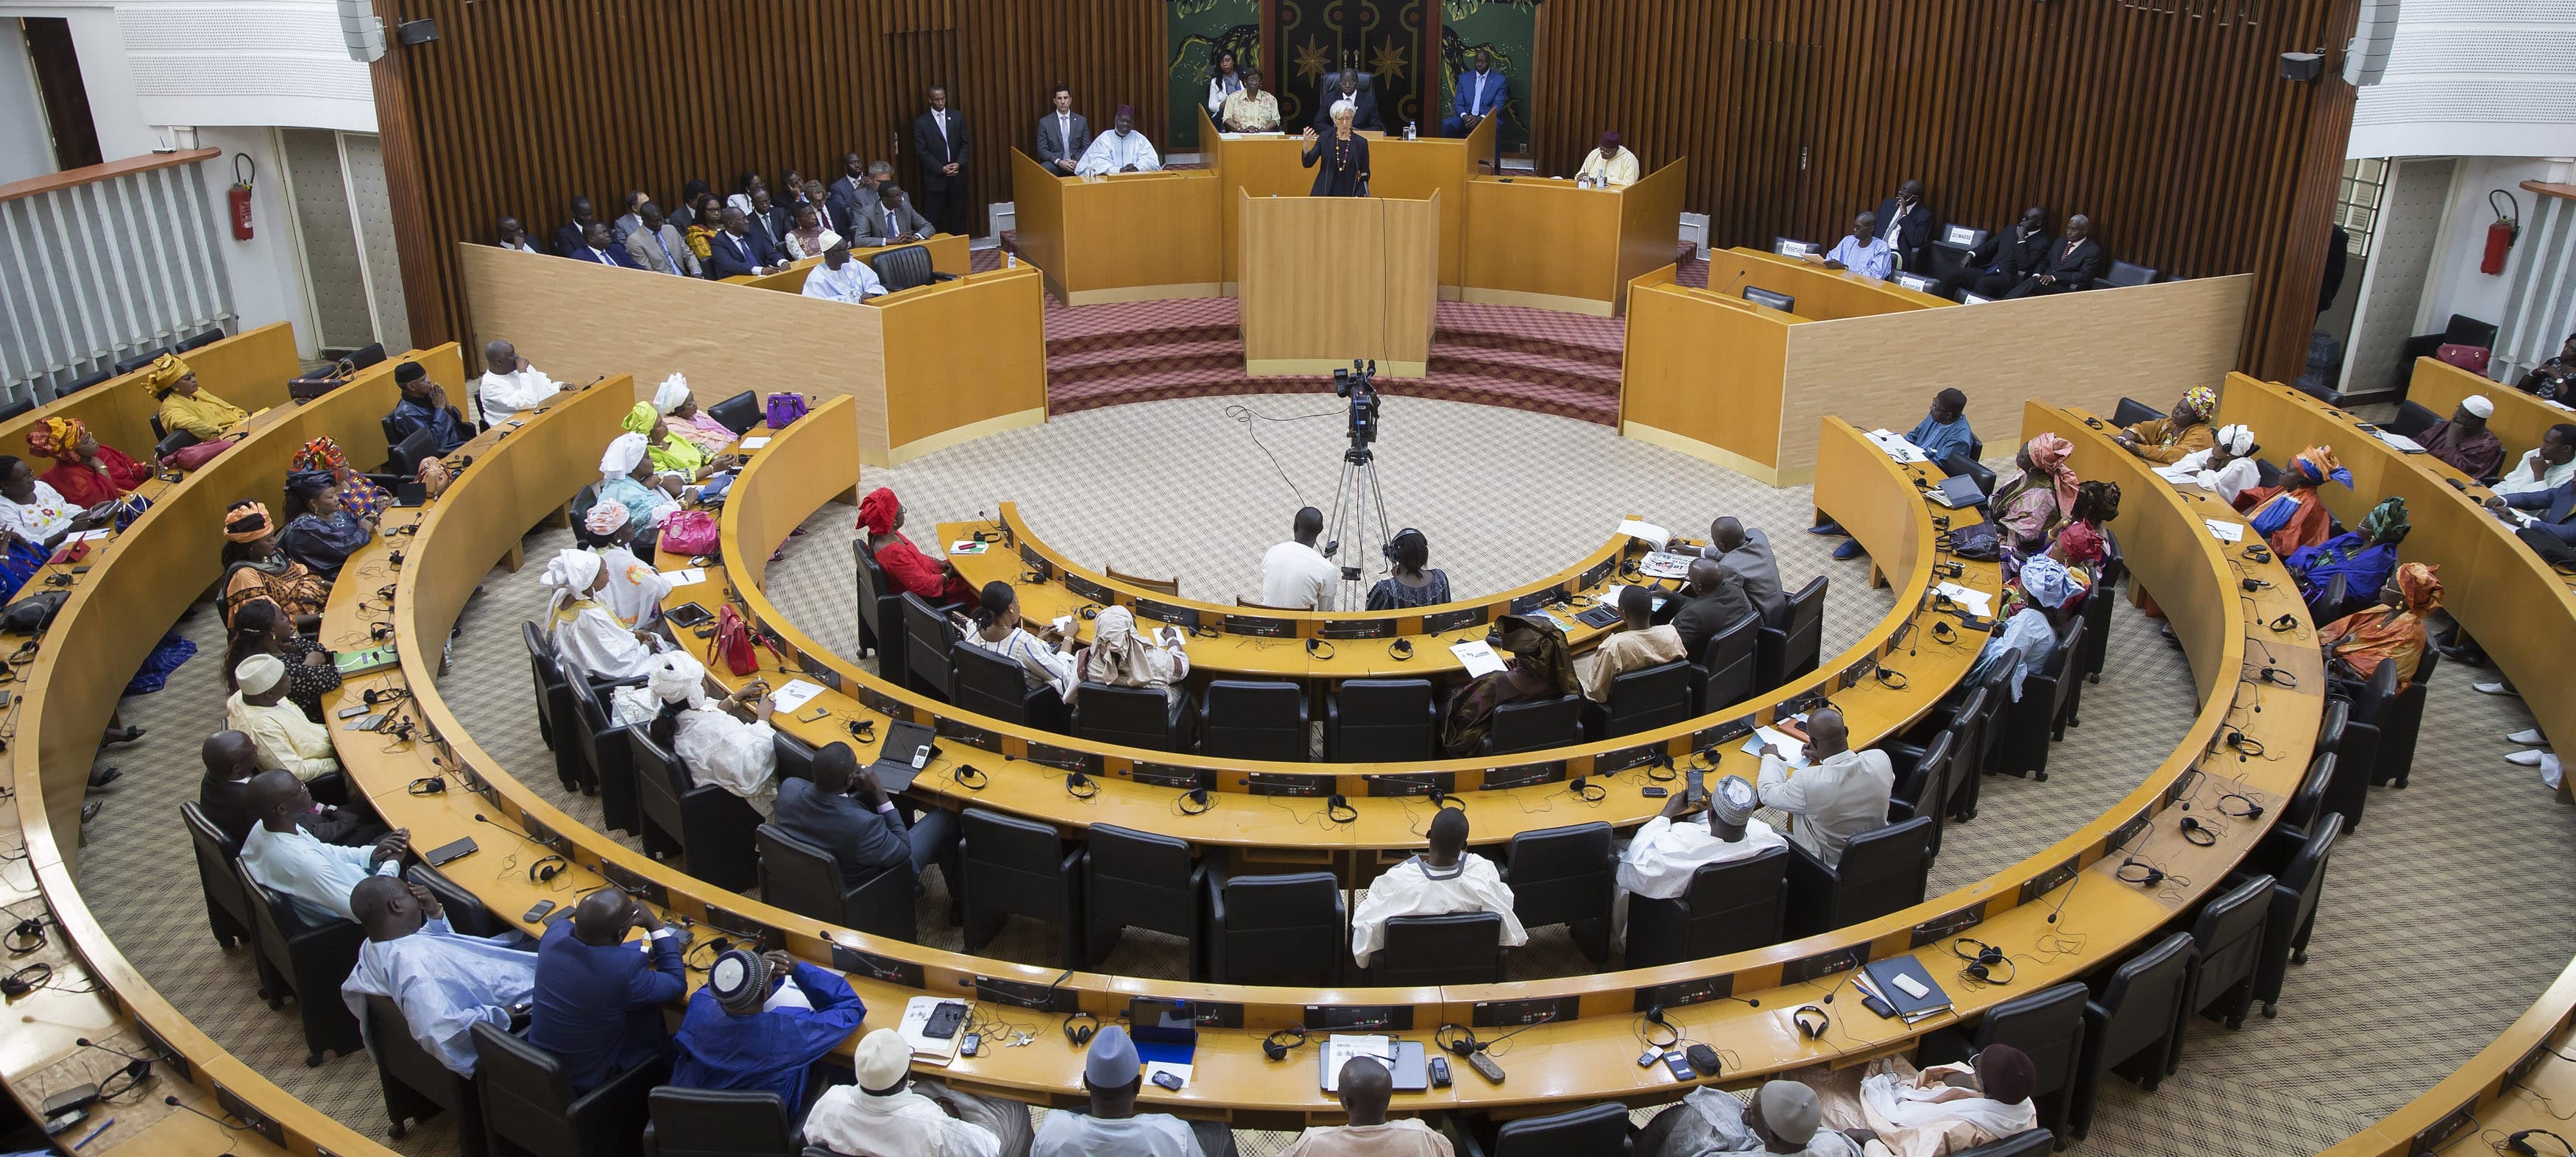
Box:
[74,1118,115,1148]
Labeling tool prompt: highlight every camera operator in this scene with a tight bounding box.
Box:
[1259,506,1338,610]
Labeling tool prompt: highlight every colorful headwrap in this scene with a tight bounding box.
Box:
[2290,446,2352,488]
[25,416,85,461]
[2025,433,2078,514]
[2395,562,2442,614]
[284,470,335,500]
[222,500,273,543]
[2360,496,2410,545]
[2056,520,2106,565]
[292,437,351,474]
[622,402,661,436]
[2019,555,2078,610]
[584,500,630,535]
[2182,386,2218,422]
[857,486,899,536]
[653,375,692,415]
[140,353,194,398]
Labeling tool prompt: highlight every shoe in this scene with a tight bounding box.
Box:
[2475,681,2519,697]
[2544,754,2565,791]
[80,800,102,824]
[2438,643,2488,666]
[2508,729,2550,747]
[1832,540,1866,561]
[1807,521,1849,537]
[86,767,121,789]
[2508,749,2545,767]
[103,726,146,746]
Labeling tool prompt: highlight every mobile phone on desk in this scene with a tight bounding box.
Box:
[337,704,372,720]
[1150,1070,1186,1092]
[523,900,556,922]
[422,836,476,867]
[796,705,832,723]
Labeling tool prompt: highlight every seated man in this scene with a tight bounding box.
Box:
[1961,206,2052,300]
[526,889,684,1094]
[1638,1079,1864,1157]
[1076,107,1163,176]
[772,741,962,891]
[2518,331,2576,402]
[1220,68,1281,133]
[552,195,601,256]
[622,201,701,277]
[1755,708,1894,869]
[238,769,408,925]
[1816,211,1892,280]
[1666,557,1756,658]
[495,214,541,253]
[1036,85,1091,174]
[1700,518,1783,618]
[1313,72,1381,132]
[2415,394,2508,480]
[1350,809,1526,970]
[567,220,643,269]
[800,241,888,303]
[1031,1025,1227,1157]
[1575,130,1639,188]
[199,730,370,846]
[804,1028,1022,1157]
[340,875,537,1077]
[855,185,936,246]
[1579,584,1685,701]
[1872,180,1936,272]
[1906,389,1978,475]
[384,361,474,457]
[475,339,567,427]
[1443,49,1507,138]
[2001,215,2101,299]
[671,948,866,1122]
[227,655,340,779]
[1279,1056,1451,1156]
[1260,506,1338,610]
[702,207,790,278]
[1811,1045,2039,1157]
[1614,775,1785,945]
[2112,385,2217,465]
[2495,422,2576,497]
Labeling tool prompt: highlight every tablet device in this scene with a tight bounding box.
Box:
[664,602,715,629]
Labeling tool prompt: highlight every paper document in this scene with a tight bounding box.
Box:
[1616,519,1671,551]
[1746,726,1810,767]
[2546,399,2574,414]
[1320,1036,1395,1092]
[1450,640,1508,678]
[2203,519,2244,544]
[2151,464,2199,486]
[737,436,772,450]
[1637,551,1695,580]
[898,996,968,1064]
[1867,429,1931,464]
[68,528,112,544]
[659,567,707,587]
[767,679,828,714]
[2371,430,2425,453]
[1932,582,1993,618]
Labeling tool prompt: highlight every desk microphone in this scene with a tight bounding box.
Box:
[475,813,551,849]
[162,1097,252,1131]
[1719,268,1749,299]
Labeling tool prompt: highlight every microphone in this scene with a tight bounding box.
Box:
[1719,267,1749,299]
[162,1097,252,1131]
[475,813,550,849]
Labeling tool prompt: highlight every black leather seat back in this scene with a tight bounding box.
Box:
[951,640,1033,724]
[1628,844,1791,967]
[1502,822,1612,961]
[707,390,762,435]
[757,824,849,924]
[1328,679,1435,760]
[470,1022,582,1153]
[1376,912,1504,986]
[1201,679,1306,760]
[1493,1101,1630,1157]
[1759,576,1829,690]
[1484,693,1580,755]
[2110,397,2162,428]
[2093,931,2194,1063]
[2188,872,2273,1015]
[874,244,935,291]
[1697,611,1761,711]
[181,802,252,941]
[2281,752,2335,832]
[1086,824,1196,941]
[1211,872,1344,986]
[406,866,502,938]
[1600,659,1693,737]
[2388,400,2441,439]
[363,991,470,1113]
[629,729,689,842]
[1953,1128,2054,1156]
[962,808,1072,923]
[1831,815,1933,924]
[1890,731,1953,818]
[646,1087,796,1157]
[1976,980,2088,1105]
[899,592,958,698]
[1074,682,1182,751]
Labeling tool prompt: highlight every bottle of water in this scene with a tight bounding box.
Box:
[1404,121,1417,141]
[1005,249,1016,269]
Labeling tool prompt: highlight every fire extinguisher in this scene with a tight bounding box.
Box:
[2482,189,2519,275]
[228,152,255,241]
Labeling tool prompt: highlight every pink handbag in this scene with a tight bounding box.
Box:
[659,510,720,556]
[2435,343,2491,374]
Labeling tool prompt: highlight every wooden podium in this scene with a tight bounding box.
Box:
[1238,190,1437,378]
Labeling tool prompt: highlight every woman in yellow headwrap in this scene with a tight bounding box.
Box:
[2114,385,2219,464]
[623,401,709,478]
[2319,562,2440,691]
[291,436,391,519]
[217,500,332,629]
[27,416,150,506]
[144,353,250,440]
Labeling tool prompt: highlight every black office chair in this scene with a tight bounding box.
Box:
[1080,823,1204,966]
[1923,229,1989,285]
[346,342,388,369]
[1073,681,1191,751]
[2180,872,2274,1036]
[642,1087,797,1157]
[2250,752,2336,880]
[406,866,505,938]
[1784,816,1933,938]
[113,349,166,375]
[2399,314,2497,392]
[853,539,902,668]
[756,824,914,944]
[959,807,1085,968]
[1994,621,2084,780]
[1479,693,1581,756]
[770,730,816,784]
[2070,930,2194,1139]
[874,244,955,292]
[898,592,958,699]
[177,327,225,352]
[363,993,486,1152]
[1371,912,1506,986]
[2109,397,2163,428]
[1954,1129,2055,1156]
[2087,261,2158,291]
[1325,679,1436,760]
[180,802,253,949]
[1201,870,1344,985]
[569,676,646,835]
[2073,578,2116,690]
[525,623,591,797]
[470,1023,661,1157]
[57,367,114,397]
[2360,648,2435,790]
[707,390,762,435]
[1581,658,1693,740]
[1624,844,1789,968]
[155,427,200,461]
[629,728,762,891]
[0,398,30,422]
[1694,612,1761,712]
[1882,729,1953,860]
[1500,822,1613,968]
[1199,679,1309,760]
[2388,399,2443,439]
[1485,1100,1630,1157]
[2246,813,2341,1019]
[1934,687,1992,824]
[236,860,365,1066]
[1920,980,2087,1148]
[951,641,1067,732]
[1756,576,1827,691]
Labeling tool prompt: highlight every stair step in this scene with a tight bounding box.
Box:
[1048,367,1616,425]
[1428,344,1622,394]
[1434,301,1626,355]
[1048,339,1245,383]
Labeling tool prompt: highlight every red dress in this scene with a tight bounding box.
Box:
[871,533,973,606]
[40,447,149,506]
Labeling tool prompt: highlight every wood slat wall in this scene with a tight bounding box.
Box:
[1529,0,2360,378]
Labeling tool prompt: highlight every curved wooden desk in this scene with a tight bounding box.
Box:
[4,343,462,1157]
[2406,355,2574,464]
[325,383,2318,1128]
[0,321,300,474]
[2317,958,2576,1156]
[721,233,973,289]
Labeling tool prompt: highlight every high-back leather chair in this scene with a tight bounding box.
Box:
[1202,871,1344,986]
[2181,872,2274,1036]
[406,866,504,938]
[1695,612,1761,712]
[1080,824,1203,967]
[756,824,914,944]
[470,1022,661,1157]
[2313,696,2349,757]
[1954,1129,2055,1156]
[2250,751,2335,881]
[1758,576,1829,691]
[874,244,951,292]
[236,859,365,1065]
[2364,646,2435,790]
[363,993,485,1153]
[1883,730,1954,860]
[2071,930,2195,1139]
[1500,822,1614,967]
[2251,813,2342,1019]
[1326,679,1436,760]
[177,327,226,352]
[1373,912,1506,986]
[181,802,252,949]
[2075,580,2116,690]
[1073,681,1190,751]
[1492,1100,1630,1157]
[959,808,1085,967]
[899,592,959,699]
[951,640,1066,732]
[1995,621,2084,780]
[2109,397,2163,428]
[853,539,902,669]
[642,1087,798,1157]
[2088,260,2159,291]
[1922,980,2086,1146]
[629,728,763,891]
[1198,679,1309,760]
[1624,844,1790,968]
[2045,615,2090,737]
[706,390,762,434]
[569,677,644,835]
[524,622,586,792]
[1783,816,1932,938]
[1481,693,1581,756]
[1582,658,1693,740]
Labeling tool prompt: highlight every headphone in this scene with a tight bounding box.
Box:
[2115,857,2167,888]
[1640,1005,1682,1049]
[1383,528,1423,564]
[952,764,988,790]
[1792,1005,1830,1041]
[1952,938,2015,986]
[2509,1129,2575,1156]
[1178,786,1213,815]
[1569,776,1605,802]
[408,776,446,796]
[846,718,877,743]
[2241,544,2272,564]
[1326,793,1359,824]
[528,855,568,884]
[2215,792,2265,820]
[1066,771,1098,800]
[1263,1026,1308,1062]
[2179,815,2220,846]
[1063,1011,1098,1048]
[1387,638,1414,661]
[1931,620,1958,645]
[1305,637,1335,659]
[1077,605,1100,620]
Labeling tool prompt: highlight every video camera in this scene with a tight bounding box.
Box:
[1334,359,1380,451]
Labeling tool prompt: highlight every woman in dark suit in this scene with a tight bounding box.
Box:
[1301,105,1370,197]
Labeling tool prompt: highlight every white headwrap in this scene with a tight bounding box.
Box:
[2463,394,2495,419]
[584,501,631,535]
[1084,605,1183,688]
[601,433,651,478]
[236,654,286,695]
[2215,423,2255,456]
[540,548,605,616]
[654,374,692,415]
[648,651,714,709]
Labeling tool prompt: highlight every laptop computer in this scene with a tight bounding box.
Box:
[1925,474,1985,509]
[868,719,939,793]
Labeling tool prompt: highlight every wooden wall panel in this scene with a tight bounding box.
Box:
[956,0,1168,227]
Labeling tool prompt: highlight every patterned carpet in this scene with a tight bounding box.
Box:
[57,390,2576,1157]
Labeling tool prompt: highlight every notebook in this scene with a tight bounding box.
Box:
[1317,1036,1429,1092]
[1859,957,1953,1022]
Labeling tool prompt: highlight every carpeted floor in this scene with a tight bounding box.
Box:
[63,390,2576,1157]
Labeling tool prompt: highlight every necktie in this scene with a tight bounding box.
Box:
[652,233,678,274]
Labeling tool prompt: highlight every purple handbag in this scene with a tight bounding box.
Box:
[764,392,809,429]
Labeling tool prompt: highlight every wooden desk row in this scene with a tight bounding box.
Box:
[2405,355,2576,469]
[318,383,2318,1127]
[718,233,974,290]
[0,320,302,475]
[2,339,470,1157]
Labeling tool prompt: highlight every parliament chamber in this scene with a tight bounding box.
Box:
[2,3,2572,1157]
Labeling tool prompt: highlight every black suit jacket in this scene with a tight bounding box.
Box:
[745,205,793,252]
[1984,226,2053,277]
[702,229,782,278]
[913,110,969,191]
[1660,577,1755,659]
[552,218,599,258]
[1872,198,1936,269]
[1313,88,1384,132]
[2037,236,2105,286]
[567,244,643,270]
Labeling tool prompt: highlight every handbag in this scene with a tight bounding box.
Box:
[764,392,810,429]
[715,604,759,676]
[2435,343,2491,374]
[163,436,240,472]
[287,367,350,402]
[0,590,70,635]
[1944,521,2003,561]
[659,510,721,557]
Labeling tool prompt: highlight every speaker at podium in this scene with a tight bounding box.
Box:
[1237,189,1439,378]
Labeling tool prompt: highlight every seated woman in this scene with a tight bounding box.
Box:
[584,503,673,629]
[1440,614,1579,756]
[782,203,842,261]
[219,500,331,630]
[27,417,149,507]
[1987,434,2076,553]
[2171,423,2261,506]
[225,599,341,722]
[855,486,972,608]
[2112,384,2218,464]
[0,454,107,552]
[2287,496,2407,612]
[1974,555,2085,702]
[2319,562,2441,693]
[1366,528,1452,610]
[1077,606,1189,705]
[146,353,250,441]
[2239,446,2352,556]
[2048,481,2120,573]
[293,436,393,519]
[625,402,712,479]
[654,374,737,454]
[597,433,684,550]
[539,547,663,682]
[644,651,779,814]
[277,470,376,578]
[961,581,1078,702]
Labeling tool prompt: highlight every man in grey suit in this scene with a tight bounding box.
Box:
[1035,84,1091,176]
[1699,518,1785,622]
[621,202,700,277]
[854,185,935,245]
